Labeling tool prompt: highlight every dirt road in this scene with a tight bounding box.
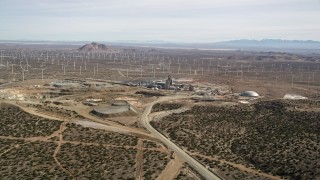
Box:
[140,95,221,180]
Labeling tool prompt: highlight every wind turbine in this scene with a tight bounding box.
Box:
[140,65,143,78]
[63,65,67,75]
[21,68,26,81]
[0,50,3,64]
[25,58,30,71]
[41,68,46,80]
[241,71,243,81]
[11,64,15,74]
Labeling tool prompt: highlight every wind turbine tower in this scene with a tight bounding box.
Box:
[41,69,45,80]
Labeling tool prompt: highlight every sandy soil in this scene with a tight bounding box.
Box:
[135,139,144,180]
[4,101,62,121]
[52,122,75,179]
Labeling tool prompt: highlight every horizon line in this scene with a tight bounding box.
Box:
[1,38,320,44]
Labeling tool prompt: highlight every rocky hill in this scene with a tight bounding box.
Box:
[78,42,111,52]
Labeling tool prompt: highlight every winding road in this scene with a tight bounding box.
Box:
[140,95,221,180]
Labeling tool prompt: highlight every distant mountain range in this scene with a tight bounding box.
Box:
[222,39,319,44]
[214,39,320,50]
[105,39,320,51]
[1,39,320,52]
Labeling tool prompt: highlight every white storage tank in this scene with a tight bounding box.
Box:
[240,91,259,97]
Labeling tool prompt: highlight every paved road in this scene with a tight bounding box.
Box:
[140,96,221,180]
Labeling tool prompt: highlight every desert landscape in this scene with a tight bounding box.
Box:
[1,0,320,179]
[0,40,319,179]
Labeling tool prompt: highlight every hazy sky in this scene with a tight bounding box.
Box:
[0,0,319,42]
